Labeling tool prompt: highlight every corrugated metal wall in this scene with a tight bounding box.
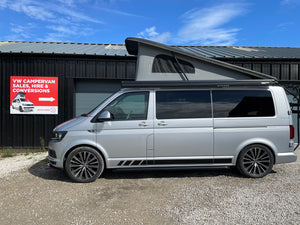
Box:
[222,59,300,81]
[0,54,136,148]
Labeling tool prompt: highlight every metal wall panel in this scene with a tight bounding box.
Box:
[126,62,136,79]
[117,62,126,79]
[252,63,262,73]
[281,64,290,80]
[271,64,281,79]
[96,61,106,77]
[0,54,136,148]
[290,64,299,80]
[242,63,252,70]
[262,64,271,75]
[226,59,300,81]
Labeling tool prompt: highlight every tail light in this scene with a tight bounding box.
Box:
[290,125,294,139]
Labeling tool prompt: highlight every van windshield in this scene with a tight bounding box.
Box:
[20,99,29,102]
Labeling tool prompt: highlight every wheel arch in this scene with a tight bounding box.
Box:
[63,144,107,169]
[234,139,277,165]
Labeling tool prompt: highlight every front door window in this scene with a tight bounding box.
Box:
[103,91,149,121]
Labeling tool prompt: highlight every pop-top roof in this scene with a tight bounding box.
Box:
[0,40,300,59]
[125,37,276,81]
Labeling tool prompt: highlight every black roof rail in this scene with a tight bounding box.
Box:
[122,79,277,88]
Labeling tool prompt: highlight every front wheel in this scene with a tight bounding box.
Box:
[65,147,104,183]
[237,144,274,178]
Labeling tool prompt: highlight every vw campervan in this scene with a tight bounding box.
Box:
[48,80,297,182]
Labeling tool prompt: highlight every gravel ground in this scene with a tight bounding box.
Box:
[0,150,299,225]
[0,152,47,178]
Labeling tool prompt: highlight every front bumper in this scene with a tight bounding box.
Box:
[47,141,65,169]
[23,106,34,111]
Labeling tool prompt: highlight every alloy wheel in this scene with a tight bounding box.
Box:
[66,147,104,182]
[238,144,274,178]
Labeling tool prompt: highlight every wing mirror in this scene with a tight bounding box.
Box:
[97,111,112,122]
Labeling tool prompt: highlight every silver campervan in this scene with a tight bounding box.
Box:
[48,38,297,182]
[48,80,297,182]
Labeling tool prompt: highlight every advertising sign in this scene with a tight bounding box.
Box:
[10,76,58,114]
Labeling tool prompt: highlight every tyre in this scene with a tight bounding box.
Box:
[237,144,274,178]
[19,106,23,112]
[65,147,104,183]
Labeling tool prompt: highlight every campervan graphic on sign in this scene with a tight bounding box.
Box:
[12,92,34,112]
[10,76,58,114]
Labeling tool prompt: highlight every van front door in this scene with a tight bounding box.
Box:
[153,90,214,165]
[95,91,154,167]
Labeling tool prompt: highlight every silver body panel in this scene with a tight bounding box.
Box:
[48,86,297,170]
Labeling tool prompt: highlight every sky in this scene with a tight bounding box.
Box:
[0,0,300,47]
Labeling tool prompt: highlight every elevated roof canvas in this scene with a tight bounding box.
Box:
[125,37,276,81]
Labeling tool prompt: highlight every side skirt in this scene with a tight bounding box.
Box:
[110,158,233,168]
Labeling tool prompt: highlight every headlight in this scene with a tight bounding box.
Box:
[51,131,67,142]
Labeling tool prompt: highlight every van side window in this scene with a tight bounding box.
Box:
[156,90,211,119]
[103,92,149,121]
[152,54,195,73]
[213,90,275,118]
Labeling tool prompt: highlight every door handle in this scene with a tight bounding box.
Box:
[88,129,97,133]
[139,122,149,127]
[158,121,168,126]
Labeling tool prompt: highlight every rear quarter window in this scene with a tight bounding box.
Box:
[213,90,275,118]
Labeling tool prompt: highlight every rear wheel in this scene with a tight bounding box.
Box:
[237,144,274,178]
[65,147,104,183]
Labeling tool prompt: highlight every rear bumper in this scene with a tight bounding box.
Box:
[276,152,297,164]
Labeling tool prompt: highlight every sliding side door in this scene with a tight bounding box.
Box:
[153,90,213,164]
